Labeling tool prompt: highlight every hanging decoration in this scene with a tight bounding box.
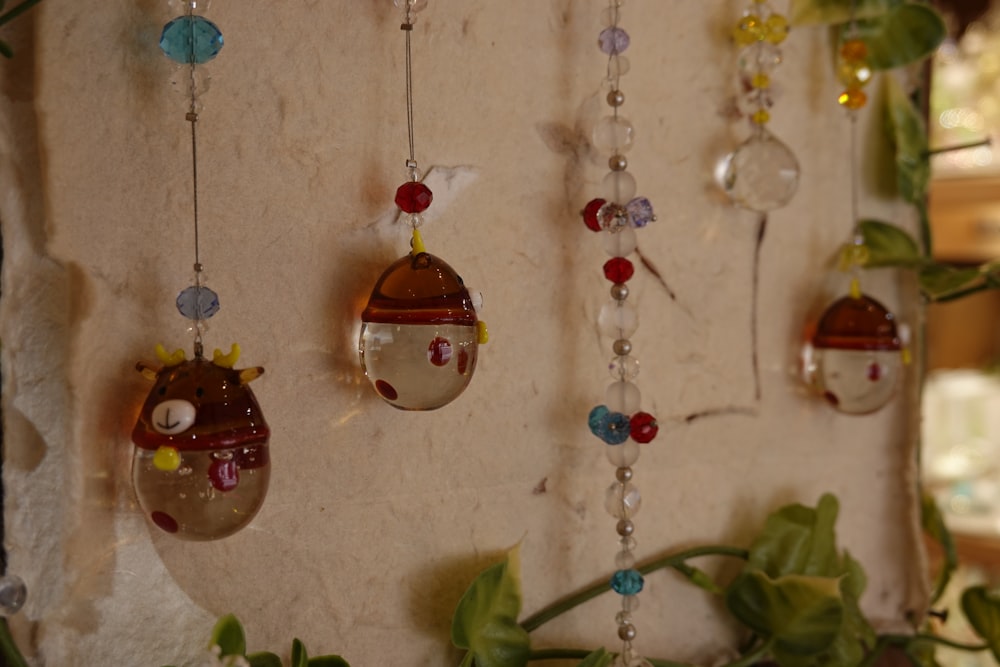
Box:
[581,3,658,665]
[718,0,800,212]
[131,0,271,540]
[359,0,488,411]
[802,13,906,415]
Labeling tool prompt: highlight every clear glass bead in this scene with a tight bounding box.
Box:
[737,42,783,78]
[621,593,640,612]
[606,55,631,79]
[608,354,640,381]
[593,116,635,153]
[615,610,633,625]
[603,226,637,258]
[615,549,636,569]
[601,6,623,27]
[0,574,27,616]
[169,64,211,99]
[606,380,640,414]
[169,0,212,13]
[599,300,639,338]
[394,0,428,12]
[597,202,629,231]
[718,129,799,211]
[606,440,640,467]
[620,535,637,551]
[602,170,637,204]
[626,197,655,227]
[605,481,642,519]
[736,87,775,117]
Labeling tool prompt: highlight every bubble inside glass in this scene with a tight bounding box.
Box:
[360,252,479,410]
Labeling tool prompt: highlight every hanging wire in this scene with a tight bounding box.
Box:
[402,4,417,173]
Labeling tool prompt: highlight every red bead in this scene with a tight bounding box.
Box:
[395,181,433,213]
[603,257,634,283]
[630,411,658,443]
[582,198,605,232]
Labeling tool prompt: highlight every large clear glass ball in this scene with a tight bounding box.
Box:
[717,129,799,211]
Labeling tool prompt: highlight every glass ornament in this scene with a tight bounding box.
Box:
[131,346,270,540]
[360,250,482,410]
[160,15,224,65]
[804,293,903,414]
[718,129,800,211]
[0,574,27,616]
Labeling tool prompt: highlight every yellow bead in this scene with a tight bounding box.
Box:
[838,61,872,88]
[153,446,181,472]
[751,109,771,124]
[838,88,867,110]
[751,73,771,89]
[849,277,862,300]
[765,14,789,44]
[840,39,868,64]
[477,321,489,345]
[733,14,764,47]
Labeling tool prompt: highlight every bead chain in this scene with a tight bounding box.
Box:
[582,3,659,665]
[732,0,790,131]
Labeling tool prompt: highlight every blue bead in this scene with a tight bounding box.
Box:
[600,412,631,445]
[588,405,610,435]
[160,16,224,65]
[627,197,655,228]
[610,569,644,596]
[176,285,220,320]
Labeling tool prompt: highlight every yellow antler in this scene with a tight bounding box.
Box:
[155,344,186,367]
[213,343,241,369]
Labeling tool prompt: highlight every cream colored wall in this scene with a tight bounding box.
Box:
[0,1,926,665]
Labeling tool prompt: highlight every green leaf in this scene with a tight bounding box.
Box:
[210,614,247,657]
[922,495,957,604]
[884,76,931,205]
[247,652,283,667]
[726,570,845,657]
[747,493,840,578]
[962,586,1000,661]
[790,0,902,26]
[451,545,531,667]
[859,219,924,268]
[0,40,12,59]
[577,648,615,667]
[672,562,723,595]
[291,639,309,667]
[918,264,983,300]
[308,656,351,667]
[844,4,946,70]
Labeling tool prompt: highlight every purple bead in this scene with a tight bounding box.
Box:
[598,27,630,55]
[626,197,655,228]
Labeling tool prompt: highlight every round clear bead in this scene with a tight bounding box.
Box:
[605,481,642,519]
[606,380,641,413]
[593,116,635,153]
[615,610,633,626]
[601,6,623,27]
[603,225,637,258]
[608,354,640,381]
[169,64,211,99]
[602,170,637,204]
[606,439,640,467]
[615,549,636,569]
[599,300,639,338]
[718,129,800,212]
[0,575,27,616]
[621,594,640,612]
[606,55,631,79]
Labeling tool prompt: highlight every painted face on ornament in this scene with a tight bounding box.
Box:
[359,251,485,410]
[131,344,269,540]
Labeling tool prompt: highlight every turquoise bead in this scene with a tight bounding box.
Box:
[610,569,644,596]
[160,16,223,65]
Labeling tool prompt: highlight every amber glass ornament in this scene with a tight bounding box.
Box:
[805,293,903,415]
[360,244,483,410]
[131,345,270,540]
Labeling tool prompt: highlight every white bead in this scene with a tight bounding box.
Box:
[606,380,641,413]
[606,440,640,467]
[602,170,637,203]
[602,226,637,258]
[593,116,635,153]
[599,300,639,338]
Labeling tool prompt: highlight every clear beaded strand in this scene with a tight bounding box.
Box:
[159,0,225,357]
[582,3,659,665]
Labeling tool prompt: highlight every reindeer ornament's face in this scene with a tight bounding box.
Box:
[131,344,270,540]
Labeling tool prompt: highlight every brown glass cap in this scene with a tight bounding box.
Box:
[812,294,901,351]
[362,252,477,326]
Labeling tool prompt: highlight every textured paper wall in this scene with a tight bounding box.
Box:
[1,1,926,665]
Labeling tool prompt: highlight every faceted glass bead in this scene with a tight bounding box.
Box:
[765,14,790,44]
[599,300,639,338]
[733,14,764,47]
[718,130,800,212]
[589,405,611,433]
[840,39,868,63]
[160,15,224,65]
[360,252,480,410]
[598,27,631,55]
[597,202,629,231]
[838,88,867,110]
[604,257,635,283]
[592,409,631,445]
[630,411,658,443]
[176,285,220,320]
[737,88,774,117]
[606,380,641,414]
[602,170,637,204]
[805,293,902,414]
[0,574,27,615]
[615,549,636,569]
[605,481,642,519]
[738,42,782,77]
[626,197,654,227]
[583,198,606,232]
[169,64,211,99]
[609,355,640,381]
[838,61,873,88]
[593,116,635,153]
[395,181,433,214]
[621,592,640,611]
[603,226,637,258]
[606,439,640,467]
[610,569,645,595]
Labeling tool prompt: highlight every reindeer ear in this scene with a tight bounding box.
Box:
[155,344,186,366]
[238,366,264,385]
[213,343,241,369]
[135,361,159,382]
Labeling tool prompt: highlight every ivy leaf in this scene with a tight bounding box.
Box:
[962,586,1000,662]
[210,614,247,657]
[844,4,946,70]
[451,545,531,667]
[291,639,309,667]
[726,570,845,658]
[884,75,930,205]
[859,219,923,268]
[247,653,283,667]
[672,562,723,595]
[308,657,351,667]
[918,264,983,301]
[577,648,615,667]
[747,493,840,578]
[790,0,902,26]
[922,494,957,604]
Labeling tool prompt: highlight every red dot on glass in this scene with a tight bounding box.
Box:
[603,257,635,283]
[867,362,882,382]
[630,411,658,443]
[375,379,398,400]
[208,458,239,492]
[428,337,453,367]
[582,198,606,232]
[457,348,469,374]
[151,510,179,534]
[395,181,433,214]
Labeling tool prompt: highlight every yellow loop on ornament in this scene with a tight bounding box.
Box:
[411,227,426,255]
[901,348,912,366]
[477,321,490,345]
[849,277,862,300]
